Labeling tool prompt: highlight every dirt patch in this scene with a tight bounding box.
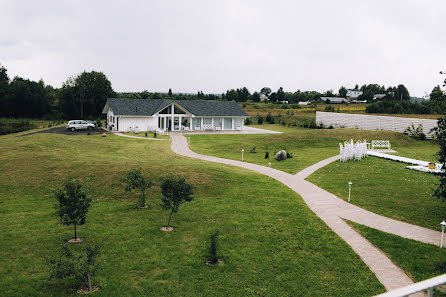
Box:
[18,127,109,137]
[67,238,83,244]
[77,285,100,294]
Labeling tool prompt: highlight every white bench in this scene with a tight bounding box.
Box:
[371,140,390,150]
[202,124,214,131]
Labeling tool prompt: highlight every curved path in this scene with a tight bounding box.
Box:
[169,133,442,295]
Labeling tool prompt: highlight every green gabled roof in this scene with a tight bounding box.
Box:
[104,98,248,117]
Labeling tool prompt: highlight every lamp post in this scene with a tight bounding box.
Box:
[348,181,352,202]
[241,149,244,162]
[441,221,446,248]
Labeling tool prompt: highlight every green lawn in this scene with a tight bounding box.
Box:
[0,131,384,296]
[308,157,446,230]
[348,221,446,296]
[189,124,437,174]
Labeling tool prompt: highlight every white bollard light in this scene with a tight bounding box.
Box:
[268,162,271,168]
[348,181,352,202]
[242,149,244,162]
[441,221,446,248]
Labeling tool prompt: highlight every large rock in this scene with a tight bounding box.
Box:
[275,150,287,161]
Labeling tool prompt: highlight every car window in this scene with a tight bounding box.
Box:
[81,121,87,124]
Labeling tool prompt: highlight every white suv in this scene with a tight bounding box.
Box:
[66,120,95,132]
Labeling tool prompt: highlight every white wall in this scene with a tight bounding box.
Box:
[107,109,115,130]
[118,116,158,132]
[316,111,438,138]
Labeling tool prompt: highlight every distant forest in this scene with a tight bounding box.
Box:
[0,63,445,119]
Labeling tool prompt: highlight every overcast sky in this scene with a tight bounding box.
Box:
[1,0,445,97]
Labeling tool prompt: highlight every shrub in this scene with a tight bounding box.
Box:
[250,146,256,153]
[404,124,425,140]
[265,152,269,159]
[257,116,264,124]
[325,105,335,112]
[328,125,334,129]
[95,119,102,127]
[245,118,252,125]
[121,168,154,208]
[208,230,219,265]
[266,112,273,123]
[47,244,101,293]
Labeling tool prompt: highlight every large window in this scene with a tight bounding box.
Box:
[203,118,212,125]
[192,118,201,130]
[235,118,243,129]
[174,105,186,114]
[214,118,222,129]
[224,118,232,130]
[160,105,172,114]
[181,117,190,130]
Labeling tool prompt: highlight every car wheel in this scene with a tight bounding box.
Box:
[71,127,75,132]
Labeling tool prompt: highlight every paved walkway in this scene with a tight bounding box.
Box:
[367,150,440,167]
[169,133,442,295]
[114,132,169,141]
[181,126,283,135]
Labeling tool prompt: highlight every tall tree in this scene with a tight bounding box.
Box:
[236,87,250,102]
[434,114,446,202]
[251,91,260,102]
[59,71,115,119]
[276,87,286,102]
[339,86,348,98]
[225,89,238,102]
[168,88,173,97]
[0,64,10,116]
[55,175,92,241]
[260,87,272,96]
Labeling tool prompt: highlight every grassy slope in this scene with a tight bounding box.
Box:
[348,221,446,296]
[308,157,446,230]
[0,132,384,296]
[189,124,438,174]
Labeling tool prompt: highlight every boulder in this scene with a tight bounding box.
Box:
[275,150,287,161]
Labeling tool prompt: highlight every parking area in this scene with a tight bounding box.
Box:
[18,126,108,137]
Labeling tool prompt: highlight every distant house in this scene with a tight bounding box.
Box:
[279,100,289,104]
[373,94,386,101]
[346,89,363,99]
[102,98,248,132]
[260,94,269,102]
[350,100,367,104]
[320,97,349,104]
[298,101,311,106]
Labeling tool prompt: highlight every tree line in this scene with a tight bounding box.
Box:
[0,64,115,120]
[2,62,445,119]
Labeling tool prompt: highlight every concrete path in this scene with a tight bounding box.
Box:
[181,126,283,135]
[114,132,169,141]
[169,133,442,295]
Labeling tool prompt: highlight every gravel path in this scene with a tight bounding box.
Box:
[169,133,439,295]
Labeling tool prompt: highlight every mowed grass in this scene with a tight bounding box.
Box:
[189,124,437,174]
[348,221,446,296]
[308,157,446,230]
[0,131,384,296]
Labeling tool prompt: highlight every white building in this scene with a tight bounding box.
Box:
[346,89,363,98]
[260,94,269,102]
[102,98,249,132]
[320,97,349,104]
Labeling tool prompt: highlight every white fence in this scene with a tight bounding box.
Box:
[374,274,446,297]
[316,112,438,138]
